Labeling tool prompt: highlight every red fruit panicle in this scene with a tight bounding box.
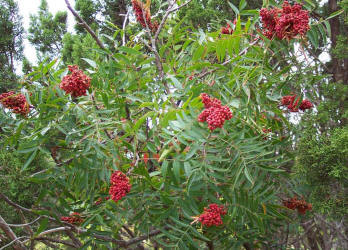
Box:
[61,212,84,224]
[131,0,158,32]
[0,91,30,115]
[283,197,312,215]
[280,95,313,112]
[60,65,91,97]
[198,203,227,227]
[221,23,233,35]
[109,171,131,203]
[198,93,232,131]
[299,99,313,111]
[143,153,149,165]
[260,1,309,40]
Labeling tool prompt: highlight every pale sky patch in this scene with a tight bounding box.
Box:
[17,0,76,65]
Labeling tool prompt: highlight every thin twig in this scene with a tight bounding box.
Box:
[64,0,105,49]
[4,217,41,228]
[198,38,260,79]
[0,236,28,250]
[154,0,193,42]
[122,10,130,46]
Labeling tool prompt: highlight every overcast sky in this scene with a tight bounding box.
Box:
[18,0,76,64]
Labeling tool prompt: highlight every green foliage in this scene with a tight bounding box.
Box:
[1,0,342,248]
[61,33,99,68]
[296,126,348,219]
[28,0,67,59]
[178,0,262,29]
[75,0,101,33]
[0,146,48,231]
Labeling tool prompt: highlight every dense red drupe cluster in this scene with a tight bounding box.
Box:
[109,171,131,203]
[0,91,29,115]
[60,65,91,97]
[199,203,227,227]
[283,197,312,214]
[131,0,158,32]
[198,93,233,131]
[260,1,309,40]
[281,95,313,112]
[61,212,84,224]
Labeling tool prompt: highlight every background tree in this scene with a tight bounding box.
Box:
[28,0,67,60]
[0,0,24,92]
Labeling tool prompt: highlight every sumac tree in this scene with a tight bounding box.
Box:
[0,0,331,249]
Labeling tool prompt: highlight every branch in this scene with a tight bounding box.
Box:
[64,0,105,49]
[33,237,78,248]
[0,193,76,229]
[0,215,26,250]
[0,193,32,213]
[125,228,164,247]
[34,227,67,237]
[0,236,28,250]
[198,37,260,79]
[65,229,83,248]
[154,0,193,42]
[122,10,130,46]
[0,192,167,248]
[5,217,40,228]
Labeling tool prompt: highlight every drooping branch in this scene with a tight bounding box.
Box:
[0,192,168,248]
[64,0,105,50]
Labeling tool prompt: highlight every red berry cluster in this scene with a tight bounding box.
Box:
[109,171,131,203]
[60,65,91,97]
[283,197,312,214]
[198,93,233,131]
[0,91,29,115]
[198,203,227,227]
[61,212,84,224]
[260,1,309,40]
[281,95,313,112]
[221,19,236,35]
[131,0,158,32]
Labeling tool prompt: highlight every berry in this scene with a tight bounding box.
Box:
[198,203,226,227]
[0,91,30,115]
[60,65,91,97]
[109,171,131,203]
[198,93,232,131]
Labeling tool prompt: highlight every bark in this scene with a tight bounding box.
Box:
[328,0,348,84]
